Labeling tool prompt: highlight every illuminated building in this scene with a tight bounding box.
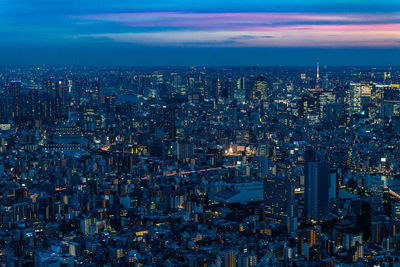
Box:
[384,71,392,85]
[210,77,221,99]
[392,203,400,222]
[172,142,194,161]
[319,91,336,118]
[173,74,186,96]
[252,156,268,179]
[237,77,245,91]
[235,129,250,145]
[348,83,362,115]
[221,250,236,267]
[253,76,268,101]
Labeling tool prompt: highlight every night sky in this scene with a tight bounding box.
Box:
[1,0,400,66]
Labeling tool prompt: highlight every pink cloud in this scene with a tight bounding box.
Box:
[74,12,400,47]
[80,12,400,29]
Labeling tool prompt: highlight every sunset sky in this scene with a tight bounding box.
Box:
[1,0,399,65]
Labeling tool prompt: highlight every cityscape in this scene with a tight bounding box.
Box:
[2,0,400,266]
[0,65,400,266]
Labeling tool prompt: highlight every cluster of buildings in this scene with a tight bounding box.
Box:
[0,65,400,266]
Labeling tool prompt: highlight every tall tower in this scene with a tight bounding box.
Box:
[315,60,320,90]
[55,80,64,119]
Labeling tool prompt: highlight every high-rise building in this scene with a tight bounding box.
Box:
[5,80,21,97]
[384,71,392,85]
[210,77,221,99]
[5,80,22,120]
[235,77,246,103]
[172,142,194,162]
[237,77,245,90]
[172,74,185,95]
[315,60,320,90]
[29,88,41,120]
[253,76,268,101]
[329,168,337,200]
[55,80,64,100]
[41,93,55,121]
[304,148,329,220]
[252,156,268,179]
[164,107,176,141]
[264,173,297,232]
[91,79,100,107]
[104,95,116,114]
[348,83,362,115]
[55,80,64,119]
[220,79,232,99]
[235,129,250,145]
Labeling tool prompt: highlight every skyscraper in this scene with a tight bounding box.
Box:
[348,83,362,115]
[237,77,245,91]
[5,80,22,120]
[104,95,116,114]
[29,88,41,120]
[91,79,100,107]
[264,173,297,232]
[304,148,329,221]
[5,80,21,97]
[235,77,246,103]
[210,77,221,99]
[164,107,176,141]
[55,80,64,119]
[253,76,268,101]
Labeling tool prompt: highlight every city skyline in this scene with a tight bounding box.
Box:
[1,0,400,265]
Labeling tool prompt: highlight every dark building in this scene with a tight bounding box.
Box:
[55,80,64,119]
[91,79,100,107]
[164,107,176,141]
[104,95,116,114]
[42,79,52,93]
[304,148,330,221]
[5,80,22,120]
[29,89,41,120]
[264,173,297,232]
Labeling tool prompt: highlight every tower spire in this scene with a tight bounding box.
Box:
[315,59,320,89]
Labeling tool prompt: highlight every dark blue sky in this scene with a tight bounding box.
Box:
[1,0,400,65]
